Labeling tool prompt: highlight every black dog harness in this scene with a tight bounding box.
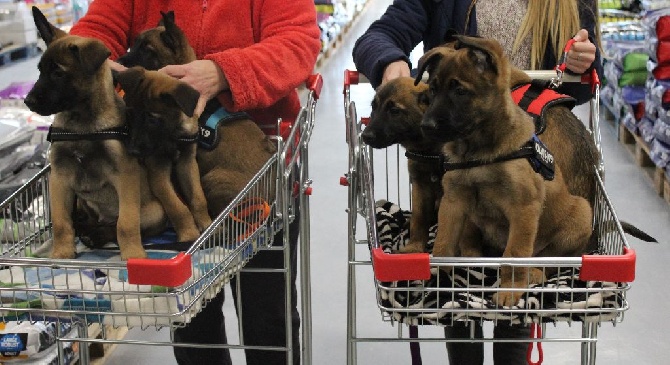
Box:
[46,126,130,142]
[442,135,555,181]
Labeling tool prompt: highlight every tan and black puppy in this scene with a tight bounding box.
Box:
[24,7,167,259]
[116,11,195,70]
[118,11,276,218]
[361,77,441,253]
[416,35,595,307]
[116,67,212,242]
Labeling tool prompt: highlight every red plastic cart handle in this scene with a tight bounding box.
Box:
[579,247,636,282]
[127,252,192,287]
[343,69,360,90]
[306,74,323,100]
[371,248,431,281]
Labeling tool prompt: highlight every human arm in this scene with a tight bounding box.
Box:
[352,0,431,88]
[185,0,320,113]
[69,0,133,59]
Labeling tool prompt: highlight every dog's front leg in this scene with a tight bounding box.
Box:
[433,192,468,275]
[492,203,545,307]
[114,159,147,260]
[49,170,77,259]
[174,145,212,231]
[402,181,433,253]
[145,158,200,243]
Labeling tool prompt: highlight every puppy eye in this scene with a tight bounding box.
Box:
[448,79,468,96]
[388,106,401,115]
[429,84,437,96]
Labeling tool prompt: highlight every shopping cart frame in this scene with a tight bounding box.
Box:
[342,69,633,365]
[0,74,322,365]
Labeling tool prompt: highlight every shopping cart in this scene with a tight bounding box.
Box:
[0,74,322,365]
[341,67,634,365]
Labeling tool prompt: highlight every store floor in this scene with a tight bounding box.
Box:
[1,0,669,363]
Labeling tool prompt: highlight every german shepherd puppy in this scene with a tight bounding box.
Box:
[361,77,441,253]
[416,35,596,307]
[115,67,212,242]
[117,11,276,218]
[24,7,167,259]
[116,11,194,70]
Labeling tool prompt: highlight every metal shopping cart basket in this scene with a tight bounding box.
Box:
[341,67,635,365]
[0,74,322,365]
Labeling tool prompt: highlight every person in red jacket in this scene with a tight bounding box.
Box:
[69,1,321,365]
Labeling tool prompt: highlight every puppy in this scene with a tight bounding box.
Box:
[118,11,276,218]
[361,77,441,253]
[24,7,167,259]
[115,67,212,242]
[416,35,595,307]
[116,11,195,69]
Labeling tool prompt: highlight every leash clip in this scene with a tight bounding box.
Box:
[548,69,563,89]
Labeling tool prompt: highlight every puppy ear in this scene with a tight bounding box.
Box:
[163,83,200,117]
[415,48,444,86]
[32,6,67,46]
[114,67,144,96]
[453,35,502,75]
[160,10,176,25]
[69,41,112,75]
[160,11,182,51]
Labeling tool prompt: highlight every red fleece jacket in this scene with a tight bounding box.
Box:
[70,0,321,135]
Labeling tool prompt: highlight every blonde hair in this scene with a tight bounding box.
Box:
[513,0,582,70]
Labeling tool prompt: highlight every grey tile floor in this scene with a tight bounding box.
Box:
[1,0,668,363]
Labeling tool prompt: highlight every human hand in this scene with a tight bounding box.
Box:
[566,29,596,74]
[159,60,229,116]
[382,60,411,85]
[107,59,127,72]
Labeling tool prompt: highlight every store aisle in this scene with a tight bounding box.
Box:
[1,0,668,363]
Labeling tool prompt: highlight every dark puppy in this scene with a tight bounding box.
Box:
[416,35,595,307]
[24,7,166,259]
[116,11,195,70]
[118,11,276,218]
[361,77,441,253]
[116,67,212,242]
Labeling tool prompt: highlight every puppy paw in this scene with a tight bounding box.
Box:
[527,267,546,285]
[398,242,426,253]
[50,248,76,260]
[492,291,523,308]
[120,246,147,260]
[176,227,201,243]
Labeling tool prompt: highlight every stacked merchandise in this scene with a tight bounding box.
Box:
[0,322,79,365]
[315,0,366,55]
[600,3,646,132]
[642,6,670,180]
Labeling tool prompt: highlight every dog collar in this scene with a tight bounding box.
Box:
[442,135,555,180]
[46,126,130,142]
[405,151,445,166]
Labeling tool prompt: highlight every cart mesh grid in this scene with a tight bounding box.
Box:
[343,69,633,365]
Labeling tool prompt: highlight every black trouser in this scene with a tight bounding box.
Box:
[444,322,530,365]
[173,209,301,365]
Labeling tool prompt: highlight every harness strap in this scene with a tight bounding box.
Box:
[442,145,535,172]
[442,136,555,181]
[511,81,576,135]
[47,126,129,142]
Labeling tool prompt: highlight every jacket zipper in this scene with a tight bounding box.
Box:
[202,0,208,11]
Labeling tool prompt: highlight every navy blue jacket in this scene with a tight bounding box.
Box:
[352,0,602,104]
